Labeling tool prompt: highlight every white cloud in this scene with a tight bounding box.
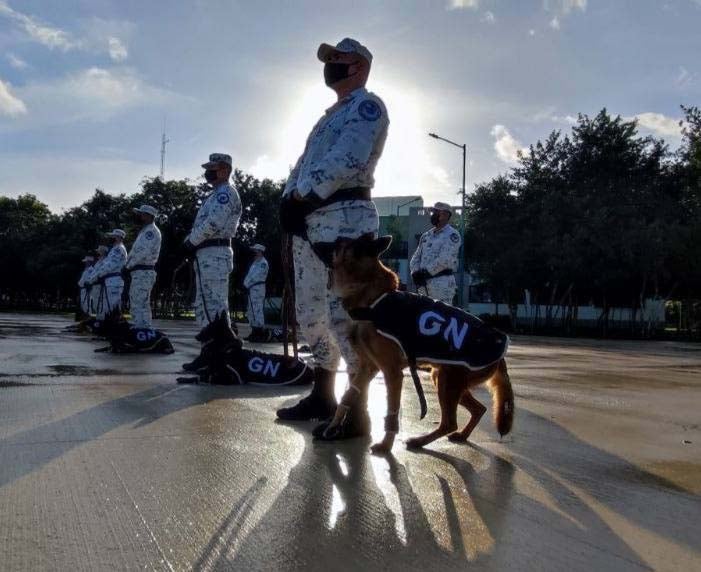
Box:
[1,67,186,129]
[108,37,128,62]
[6,52,28,69]
[632,112,682,138]
[544,0,587,14]
[0,1,80,51]
[481,11,496,23]
[448,0,480,10]
[0,78,27,116]
[491,124,526,164]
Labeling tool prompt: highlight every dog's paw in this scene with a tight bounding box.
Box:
[370,442,392,455]
[448,432,469,443]
[405,437,425,450]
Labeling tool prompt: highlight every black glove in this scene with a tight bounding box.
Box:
[412,269,430,287]
[280,194,312,238]
[183,239,195,253]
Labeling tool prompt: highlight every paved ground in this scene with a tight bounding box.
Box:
[0,312,699,572]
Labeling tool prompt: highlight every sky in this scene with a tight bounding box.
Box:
[0,0,700,212]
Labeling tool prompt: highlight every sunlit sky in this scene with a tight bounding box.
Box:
[1,0,700,212]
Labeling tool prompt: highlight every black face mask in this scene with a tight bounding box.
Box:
[324,62,356,86]
[430,213,440,226]
[204,169,218,183]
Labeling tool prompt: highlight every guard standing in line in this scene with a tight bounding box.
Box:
[77,255,95,316]
[182,153,242,372]
[125,205,162,329]
[88,245,108,315]
[95,229,128,318]
[243,244,269,342]
[276,38,389,439]
[409,202,461,304]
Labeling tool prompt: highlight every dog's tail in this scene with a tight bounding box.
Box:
[487,359,514,437]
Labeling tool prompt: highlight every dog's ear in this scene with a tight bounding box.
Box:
[351,233,382,258]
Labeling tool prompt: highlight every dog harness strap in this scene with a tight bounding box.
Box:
[348,307,373,321]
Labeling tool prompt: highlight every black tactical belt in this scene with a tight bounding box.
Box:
[128,265,156,272]
[316,186,370,208]
[195,238,231,251]
[100,272,122,281]
[430,269,454,278]
[246,281,265,289]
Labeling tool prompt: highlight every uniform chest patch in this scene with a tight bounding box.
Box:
[217,193,230,205]
[358,99,382,121]
[145,231,154,240]
[450,233,459,243]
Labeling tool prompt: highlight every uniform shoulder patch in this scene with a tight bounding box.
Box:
[145,230,154,240]
[217,193,230,204]
[450,233,460,243]
[358,99,382,122]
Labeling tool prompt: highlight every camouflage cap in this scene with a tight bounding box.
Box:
[318,38,372,64]
[202,153,233,169]
[251,243,266,252]
[96,245,109,255]
[432,201,453,214]
[133,204,158,217]
[105,229,126,239]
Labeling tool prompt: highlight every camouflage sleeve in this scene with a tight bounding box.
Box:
[424,231,461,275]
[297,96,389,200]
[189,193,239,245]
[409,235,424,273]
[283,153,304,197]
[98,248,125,275]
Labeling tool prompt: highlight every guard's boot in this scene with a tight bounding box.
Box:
[313,392,371,440]
[276,368,337,421]
[182,348,207,372]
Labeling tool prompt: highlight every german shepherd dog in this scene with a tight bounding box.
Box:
[184,311,313,386]
[322,234,514,454]
[95,309,175,354]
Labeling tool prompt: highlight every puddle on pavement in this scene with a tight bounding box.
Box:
[47,365,121,376]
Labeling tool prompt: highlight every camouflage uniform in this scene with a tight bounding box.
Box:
[126,222,162,328]
[243,256,268,328]
[409,224,461,304]
[86,260,103,315]
[284,86,389,374]
[187,181,242,327]
[96,243,127,318]
[77,266,93,314]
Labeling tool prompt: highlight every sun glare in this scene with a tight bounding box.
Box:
[249,79,453,205]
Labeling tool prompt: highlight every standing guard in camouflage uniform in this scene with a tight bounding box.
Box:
[410,202,461,304]
[88,246,108,315]
[276,38,389,438]
[182,153,242,372]
[77,255,95,315]
[95,230,127,319]
[125,205,162,329]
[243,244,269,342]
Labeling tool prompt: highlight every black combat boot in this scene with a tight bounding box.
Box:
[276,368,337,421]
[312,389,371,440]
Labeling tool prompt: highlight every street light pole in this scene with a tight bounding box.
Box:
[428,132,467,308]
[396,196,422,217]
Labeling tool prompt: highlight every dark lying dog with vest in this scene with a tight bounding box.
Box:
[93,309,175,354]
[317,234,514,454]
[180,311,313,387]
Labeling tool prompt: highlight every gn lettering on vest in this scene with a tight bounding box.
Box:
[248,356,281,377]
[418,311,469,350]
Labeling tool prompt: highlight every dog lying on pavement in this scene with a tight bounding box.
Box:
[93,309,175,354]
[316,234,514,454]
[179,311,313,387]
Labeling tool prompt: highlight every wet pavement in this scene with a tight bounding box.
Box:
[0,312,699,571]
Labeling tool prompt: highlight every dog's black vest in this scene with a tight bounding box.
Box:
[349,292,508,370]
